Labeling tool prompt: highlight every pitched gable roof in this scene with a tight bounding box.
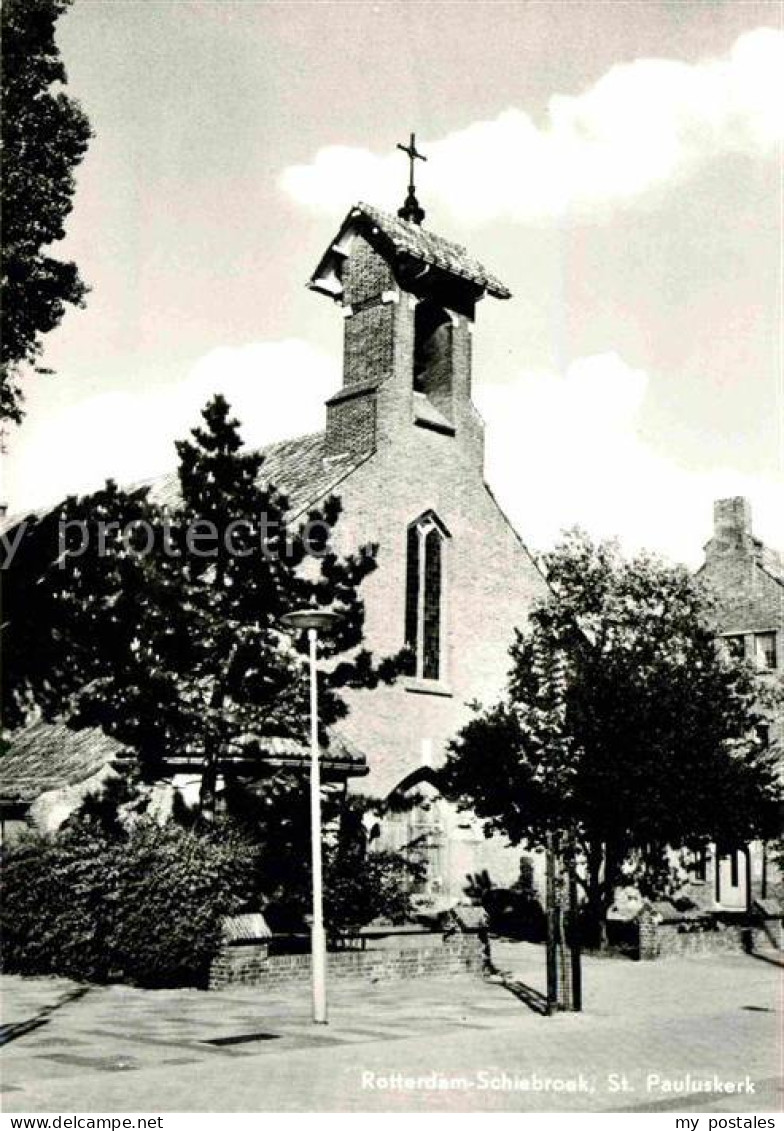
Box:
[309,202,511,302]
[0,723,130,805]
[760,544,784,588]
[2,432,370,541]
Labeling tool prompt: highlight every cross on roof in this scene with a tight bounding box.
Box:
[396,131,427,225]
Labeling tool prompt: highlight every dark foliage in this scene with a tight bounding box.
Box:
[2,396,409,813]
[1,0,92,423]
[0,816,255,986]
[0,776,420,984]
[218,780,423,936]
[441,530,782,936]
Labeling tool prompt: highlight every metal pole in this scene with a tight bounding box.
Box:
[308,627,328,1024]
[545,831,558,1015]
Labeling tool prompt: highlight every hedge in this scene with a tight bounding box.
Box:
[1,818,256,987]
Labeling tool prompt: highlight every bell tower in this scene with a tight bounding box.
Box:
[307,136,510,464]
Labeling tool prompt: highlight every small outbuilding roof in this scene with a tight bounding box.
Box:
[0,723,131,805]
[0,722,367,810]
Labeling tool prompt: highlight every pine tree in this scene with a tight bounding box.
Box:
[3,396,406,813]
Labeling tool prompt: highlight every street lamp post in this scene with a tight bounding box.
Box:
[280,607,343,1025]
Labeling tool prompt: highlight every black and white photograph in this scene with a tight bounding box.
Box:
[0,0,782,1122]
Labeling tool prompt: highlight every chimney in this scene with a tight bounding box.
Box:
[713,497,752,540]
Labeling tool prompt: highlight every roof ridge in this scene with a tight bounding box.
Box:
[253,428,324,455]
[355,200,470,254]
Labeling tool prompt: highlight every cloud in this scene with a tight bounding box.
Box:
[476,353,784,566]
[2,340,340,512]
[281,28,784,224]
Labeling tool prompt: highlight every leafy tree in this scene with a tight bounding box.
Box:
[1,0,92,424]
[2,395,407,812]
[441,530,781,942]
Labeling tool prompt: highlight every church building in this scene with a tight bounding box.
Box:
[1,161,548,906]
[288,187,549,900]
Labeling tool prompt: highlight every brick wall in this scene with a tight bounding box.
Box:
[342,238,395,306]
[637,911,782,960]
[325,385,378,458]
[344,304,396,388]
[698,496,784,907]
[209,936,484,990]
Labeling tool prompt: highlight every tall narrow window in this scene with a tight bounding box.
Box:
[404,513,449,682]
[413,302,454,421]
[404,525,420,656]
[423,527,442,680]
[692,847,707,882]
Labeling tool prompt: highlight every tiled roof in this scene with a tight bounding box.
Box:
[144,431,368,518]
[1,432,369,541]
[0,723,130,805]
[232,731,368,775]
[354,203,511,299]
[309,202,511,302]
[760,545,784,587]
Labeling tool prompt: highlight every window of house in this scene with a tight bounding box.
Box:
[754,632,778,671]
[723,634,746,661]
[404,512,449,682]
[692,847,707,882]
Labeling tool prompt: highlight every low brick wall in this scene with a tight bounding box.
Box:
[209,935,484,990]
[638,914,782,960]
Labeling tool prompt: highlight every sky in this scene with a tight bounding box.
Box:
[2,0,782,566]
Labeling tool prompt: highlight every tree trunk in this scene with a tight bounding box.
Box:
[580,843,606,949]
[199,752,218,821]
[199,681,227,821]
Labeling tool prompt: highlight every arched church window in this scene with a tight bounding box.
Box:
[413,302,454,420]
[404,512,449,682]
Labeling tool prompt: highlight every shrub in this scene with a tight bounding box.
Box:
[109,820,257,987]
[1,817,257,987]
[325,846,423,936]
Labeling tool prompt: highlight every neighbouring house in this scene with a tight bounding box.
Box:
[688,496,784,909]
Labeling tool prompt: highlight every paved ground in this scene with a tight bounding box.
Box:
[1,943,781,1113]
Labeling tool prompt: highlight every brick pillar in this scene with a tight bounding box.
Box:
[637,907,659,960]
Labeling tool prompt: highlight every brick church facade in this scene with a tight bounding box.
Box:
[1,199,548,905]
[296,202,549,899]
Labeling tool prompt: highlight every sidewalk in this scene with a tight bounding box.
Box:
[1,944,781,1112]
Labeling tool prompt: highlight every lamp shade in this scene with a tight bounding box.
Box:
[280,608,344,634]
